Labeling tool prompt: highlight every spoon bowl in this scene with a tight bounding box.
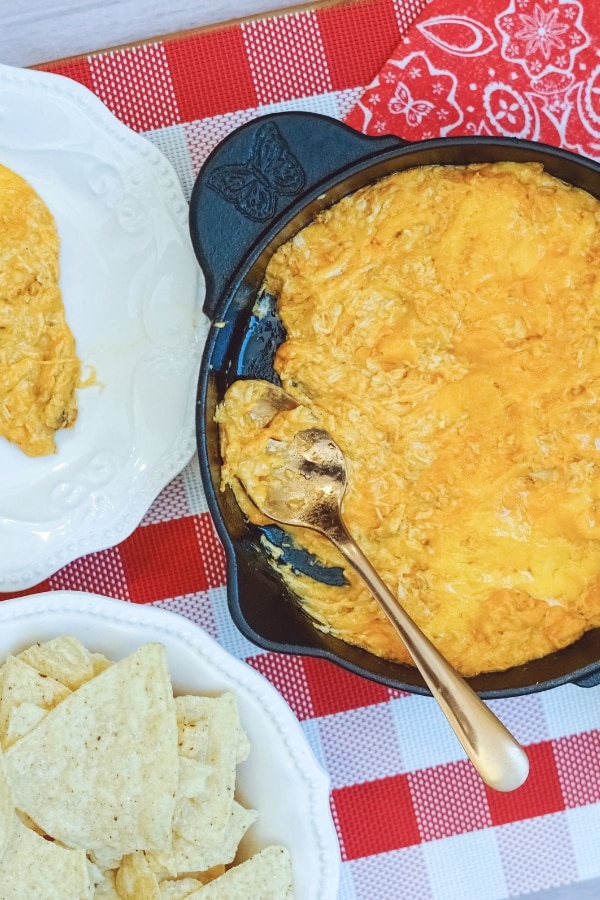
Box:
[257,429,346,532]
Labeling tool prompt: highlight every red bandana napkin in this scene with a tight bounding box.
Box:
[345,0,600,161]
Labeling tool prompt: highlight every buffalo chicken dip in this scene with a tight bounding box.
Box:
[217,162,600,676]
[0,163,81,457]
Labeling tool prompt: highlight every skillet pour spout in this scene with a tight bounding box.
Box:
[190,110,600,699]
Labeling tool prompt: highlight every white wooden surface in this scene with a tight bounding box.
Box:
[0,0,311,67]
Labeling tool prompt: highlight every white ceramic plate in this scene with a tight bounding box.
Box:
[0,591,341,899]
[0,63,208,591]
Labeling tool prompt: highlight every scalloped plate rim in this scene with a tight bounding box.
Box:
[0,62,208,590]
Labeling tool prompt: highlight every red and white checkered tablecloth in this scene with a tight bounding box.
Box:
[5,0,600,897]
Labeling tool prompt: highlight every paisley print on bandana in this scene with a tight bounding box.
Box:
[345,0,599,161]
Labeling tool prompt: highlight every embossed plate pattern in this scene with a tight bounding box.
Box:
[0,592,340,900]
[0,63,208,590]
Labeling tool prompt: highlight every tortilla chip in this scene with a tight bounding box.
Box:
[197,865,226,885]
[91,651,113,676]
[176,693,250,766]
[173,693,241,844]
[155,864,225,897]
[184,846,293,899]
[158,877,204,899]
[0,814,92,899]
[176,756,212,800]
[115,850,161,900]
[175,695,210,760]
[0,654,71,747]
[0,750,14,861]
[152,801,258,876]
[5,701,48,746]
[4,643,178,856]
[237,725,251,764]
[88,845,124,873]
[92,869,121,900]
[14,808,43,834]
[85,857,105,888]
[17,635,97,690]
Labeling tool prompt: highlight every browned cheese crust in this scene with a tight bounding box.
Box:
[0,163,81,456]
[217,162,600,676]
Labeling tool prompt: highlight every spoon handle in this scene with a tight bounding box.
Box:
[326,519,530,792]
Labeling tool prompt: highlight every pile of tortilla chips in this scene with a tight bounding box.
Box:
[0,636,293,899]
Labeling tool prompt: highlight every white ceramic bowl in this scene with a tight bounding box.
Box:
[0,591,341,900]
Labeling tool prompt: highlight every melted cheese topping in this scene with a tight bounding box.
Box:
[0,163,81,456]
[218,162,600,676]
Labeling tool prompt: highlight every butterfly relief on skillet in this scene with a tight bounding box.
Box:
[205,121,306,222]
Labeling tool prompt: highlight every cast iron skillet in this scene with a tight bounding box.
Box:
[189,110,600,698]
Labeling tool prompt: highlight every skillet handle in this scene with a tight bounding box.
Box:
[573,670,600,688]
[189,111,406,318]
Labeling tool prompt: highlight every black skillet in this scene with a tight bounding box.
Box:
[189,110,600,698]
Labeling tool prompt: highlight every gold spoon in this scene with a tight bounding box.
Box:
[236,398,529,791]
